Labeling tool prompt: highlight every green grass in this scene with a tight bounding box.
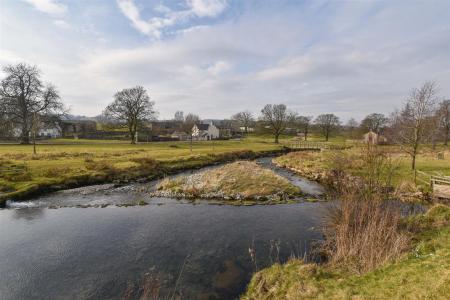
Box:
[274,144,450,190]
[0,137,289,204]
[242,204,450,300]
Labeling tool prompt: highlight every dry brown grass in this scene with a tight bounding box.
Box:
[322,195,410,273]
[321,145,410,273]
[157,160,300,199]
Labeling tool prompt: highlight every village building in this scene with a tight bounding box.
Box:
[38,122,62,138]
[363,130,388,144]
[60,120,97,138]
[239,126,255,133]
[171,131,190,141]
[192,123,220,140]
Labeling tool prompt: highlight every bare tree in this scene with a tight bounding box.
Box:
[182,113,200,134]
[361,113,388,134]
[231,110,254,134]
[103,86,156,144]
[0,63,64,144]
[391,81,438,169]
[295,115,313,141]
[315,114,340,141]
[437,100,450,146]
[346,118,359,139]
[174,111,184,122]
[260,104,294,143]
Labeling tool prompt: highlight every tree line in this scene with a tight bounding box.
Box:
[1,63,449,169]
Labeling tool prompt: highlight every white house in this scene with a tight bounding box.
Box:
[11,122,62,139]
[38,125,61,138]
[192,123,220,140]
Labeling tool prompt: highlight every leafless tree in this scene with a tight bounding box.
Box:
[360,113,388,134]
[231,110,254,134]
[346,118,359,139]
[173,111,184,122]
[390,81,438,169]
[103,86,156,144]
[437,100,450,146]
[295,115,313,141]
[315,114,340,141]
[260,104,294,143]
[182,113,200,134]
[0,63,64,144]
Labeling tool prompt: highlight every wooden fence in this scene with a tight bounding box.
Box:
[288,141,352,151]
[415,170,450,199]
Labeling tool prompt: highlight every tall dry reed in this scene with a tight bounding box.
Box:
[321,144,409,273]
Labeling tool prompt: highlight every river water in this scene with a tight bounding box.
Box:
[0,158,329,299]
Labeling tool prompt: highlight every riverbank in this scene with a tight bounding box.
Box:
[0,138,289,206]
[273,146,450,202]
[154,161,301,204]
[242,204,450,299]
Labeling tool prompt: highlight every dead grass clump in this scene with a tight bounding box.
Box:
[131,157,159,169]
[158,160,300,199]
[3,171,33,182]
[321,144,410,273]
[322,195,410,273]
[85,160,118,176]
[43,166,73,178]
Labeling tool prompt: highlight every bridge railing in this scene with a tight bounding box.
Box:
[431,175,450,188]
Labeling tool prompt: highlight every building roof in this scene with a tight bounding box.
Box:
[196,124,211,130]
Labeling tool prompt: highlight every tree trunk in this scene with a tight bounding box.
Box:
[445,127,449,146]
[411,154,416,170]
[130,129,136,144]
[20,122,30,144]
[325,130,329,142]
[274,133,279,144]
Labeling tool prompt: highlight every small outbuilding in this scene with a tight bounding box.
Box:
[363,131,388,144]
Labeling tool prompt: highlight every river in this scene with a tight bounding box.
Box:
[0,157,329,299]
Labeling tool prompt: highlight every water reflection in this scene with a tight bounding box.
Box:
[12,207,45,221]
[0,203,327,299]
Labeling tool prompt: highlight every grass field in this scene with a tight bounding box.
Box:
[0,136,287,204]
[274,144,450,192]
[242,204,450,300]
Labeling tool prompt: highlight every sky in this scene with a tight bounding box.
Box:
[0,0,449,121]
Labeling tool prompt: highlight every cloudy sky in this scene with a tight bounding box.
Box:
[1,0,449,120]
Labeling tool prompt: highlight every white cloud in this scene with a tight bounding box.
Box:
[53,19,70,29]
[188,0,228,17]
[116,0,227,38]
[23,0,67,16]
[3,0,450,120]
[208,61,232,75]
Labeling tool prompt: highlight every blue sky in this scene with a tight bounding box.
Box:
[1,0,449,120]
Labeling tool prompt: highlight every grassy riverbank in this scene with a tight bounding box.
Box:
[0,137,287,205]
[274,145,450,198]
[156,161,301,203]
[242,204,450,299]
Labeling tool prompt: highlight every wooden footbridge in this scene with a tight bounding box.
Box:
[416,171,450,200]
